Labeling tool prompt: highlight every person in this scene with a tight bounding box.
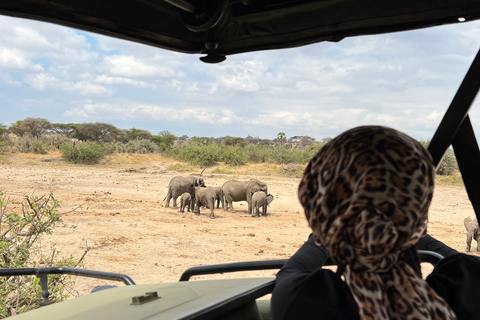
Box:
[271,125,480,320]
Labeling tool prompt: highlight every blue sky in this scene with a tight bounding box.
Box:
[1,15,480,141]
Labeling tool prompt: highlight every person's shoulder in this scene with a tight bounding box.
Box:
[427,253,480,320]
[272,269,360,320]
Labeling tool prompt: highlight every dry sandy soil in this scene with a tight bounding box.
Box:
[0,152,477,298]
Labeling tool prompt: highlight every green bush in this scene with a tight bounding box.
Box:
[221,147,246,166]
[115,139,159,154]
[0,190,86,317]
[40,135,71,149]
[14,137,49,154]
[437,149,457,175]
[176,143,220,167]
[60,142,105,164]
[243,144,271,163]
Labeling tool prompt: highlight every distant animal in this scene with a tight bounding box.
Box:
[222,179,268,215]
[179,192,194,213]
[164,176,205,208]
[251,191,274,217]
[195,187,216,219]
[464,216,480,252]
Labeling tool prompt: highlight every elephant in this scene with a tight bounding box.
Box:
[252,191,274,217]
[179,192,194,213]
[164,176,205,208]
[464,216,480,252]
[195,187,216,219]
[222,179,268,215]
[208,186,224,209]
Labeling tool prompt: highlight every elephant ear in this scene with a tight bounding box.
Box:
[267,194,274,205]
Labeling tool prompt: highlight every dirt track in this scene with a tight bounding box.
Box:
[0,153,476,297]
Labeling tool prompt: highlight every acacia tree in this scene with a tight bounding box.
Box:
[9,118,52,139]
[50,123,79,136]
[73,123,121,143]
[123,128,153,142]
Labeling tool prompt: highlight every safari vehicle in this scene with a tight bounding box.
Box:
[1,0,480,319]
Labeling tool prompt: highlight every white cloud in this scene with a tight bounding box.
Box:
[216,60,267,92]
[72,81,113,96]
[0,48,29,69]
[25,73,112,96]
[95,75,154,88]
[103,55,180,78]
[63,102,239,125]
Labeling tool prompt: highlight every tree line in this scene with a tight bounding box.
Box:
[0,117,457,175]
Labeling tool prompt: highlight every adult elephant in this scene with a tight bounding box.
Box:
[164,176,205,208]
[222,179,268,215]
[195,187,216,219]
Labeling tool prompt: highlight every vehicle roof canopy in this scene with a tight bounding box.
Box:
[1,0,480,62]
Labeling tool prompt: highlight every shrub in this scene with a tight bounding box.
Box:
[0,190,86,317]
[13,137,49,154]
[60,142,105,164]
[176,143,220,167]
[243,144,271,163]
[116,139,159,154]
[437,149,457,175]
[221,147,246,166]
[40,135,71,150]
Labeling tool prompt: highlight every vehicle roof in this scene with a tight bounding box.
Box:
[1,0,480,62]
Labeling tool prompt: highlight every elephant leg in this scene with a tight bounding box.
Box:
[195,200,201,215]
[225,197,236,212]
[210,200,215,219]
[179,200,184,213]
[475,232,480,252]
[466,231,473,252]
[172,196,179,208]
[165,189,172,208]
[223,197,230,211]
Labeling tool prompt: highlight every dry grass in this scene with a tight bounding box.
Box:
[1,151,464,184]
[436,171,464,186]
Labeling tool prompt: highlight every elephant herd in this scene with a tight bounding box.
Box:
[164,176,274,219]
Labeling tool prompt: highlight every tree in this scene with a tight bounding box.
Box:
[158,130,171,136]
[152,134,178,151]
[8,118,52,139]
[73,123,121,143]
[222,137,247,147]
[277,132,286,146]
[50,123,79,136]
[123,128,153,142]
[0,124,8,141]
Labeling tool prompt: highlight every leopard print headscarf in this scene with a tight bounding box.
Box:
[298,126,456,320]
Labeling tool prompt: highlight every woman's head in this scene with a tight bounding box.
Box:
[298,126,456,319]
[298,125,435,270]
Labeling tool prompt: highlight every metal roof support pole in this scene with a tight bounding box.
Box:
[452,116,480,221]
[428,48,480,167]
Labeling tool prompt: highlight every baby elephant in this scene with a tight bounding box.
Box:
[464,216,480,252]
[251,191,274,217]
[179,192,194,213]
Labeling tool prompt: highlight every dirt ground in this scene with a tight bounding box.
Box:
[0,152,477,298]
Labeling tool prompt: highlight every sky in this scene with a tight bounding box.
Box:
[1,15,480,142]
